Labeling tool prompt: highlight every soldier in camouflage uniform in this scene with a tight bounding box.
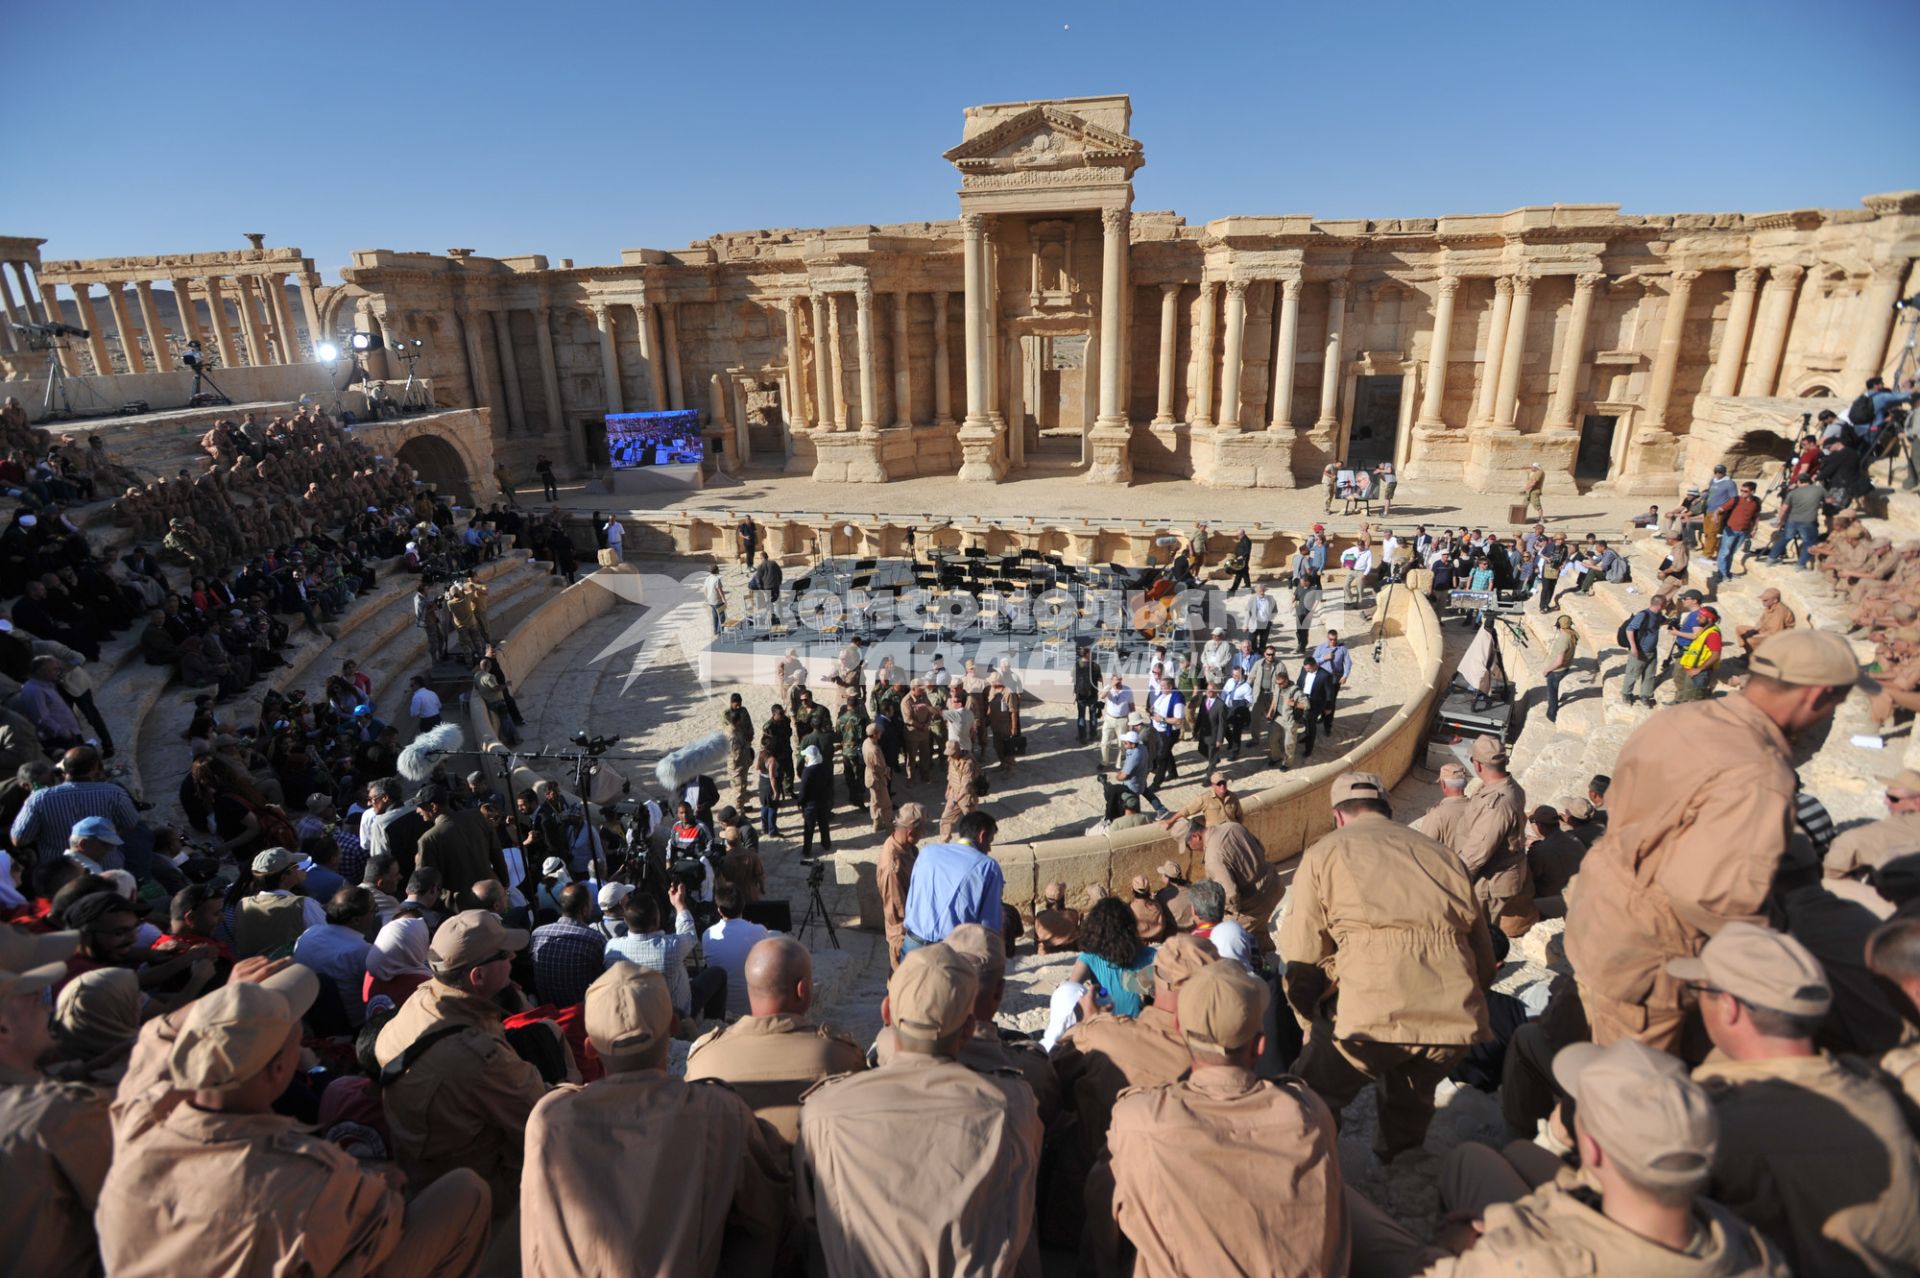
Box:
[722,693,755,812]
[836,696,868,808]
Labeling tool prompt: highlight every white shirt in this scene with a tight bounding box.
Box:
[700,916,775,1019]
[1102,686,1135,719]
[702,574,725,605]
[604,520,624,549]
[293,921,373,1025]
[1349,548,1375,575]
[1206,919,1256,969]
[1248,593,1278,625]
[1223,678,1254,709]
[409,687,442,719]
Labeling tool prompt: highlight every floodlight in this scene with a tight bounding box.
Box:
[316,342,340,362]
[349,332,379,352]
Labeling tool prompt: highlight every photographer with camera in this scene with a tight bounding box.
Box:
[604,880,727,1023]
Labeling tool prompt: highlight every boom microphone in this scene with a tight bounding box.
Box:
[399,722,465,782]
[655,731,730,794]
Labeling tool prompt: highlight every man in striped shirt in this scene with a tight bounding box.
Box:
[11,746,181,891]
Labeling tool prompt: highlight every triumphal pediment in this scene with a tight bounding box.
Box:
[945,97,1143,212]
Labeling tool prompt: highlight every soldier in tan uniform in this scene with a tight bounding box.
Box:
[521,963,791,1278]
[902,678,936,781]
[1412,762,1472,846]
[97,968,491,1278]
[1453,734,1537,937]
[1154,859,1196,932]
[1105,961,1351,1278]
[1127,875,1173,942]
[1565,629,1863,1056]
[1825,768,1920,894]
[874,802,924,968]
[1052,934,1220,1159]
[374,910,549,1217]
[1350,1038,1790,1277]
[1670,922,1920,1275]
[0,925,111,1277]
[1866,918,1920,1118]
[685,934,865,1142]
[795,943,1042,1277]
[1174,814,1282,924]
[1160,771,1244,829]
[1278,771,1495,1159]
[1032,881,1082,953]
[861,723,892,834]
[1736,587,1797,654]
[939,735,980,841]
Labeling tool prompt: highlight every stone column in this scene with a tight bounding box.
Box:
[70,284,113,374]
[203,278,240,369]
[1843,259,1910,390]
[634,298,666,409]
[489,310,528,433]
[1313,279,1349,433]
[1544,273,1603,431]
[983,224,1001,425]
[1006,332,1025,466]
[1642,270,1699,432]
[1416,276,1459,428]
[1492,273,1533,429]
[0,271,20,351]
[1218,280,1249,430]
[1269,276,1302,435]
[827,294,850,429]
[592,304,623,413]
[233,277,267,365]
[854,284,879,433]
[1740,266,1801,396]
[1709,268,1760,398]
[167,278,202,350]
[1192,281,1218,428]
[810,294,835,431]
[660,301,684,411]
[1087,207,1132,484]
[533,305,572,460]
[1153,283,1180,425]
[268,275,303,361]
[134,281,169,370]
[10,264,44,324]
[783,296,809,430]
[961,215,990,430]
[296,271,324,352]
[890,291,912,428]
[104,282,147,373]
[1472,278,1513,427]
[931,290,953,427]
[457,310,490,410]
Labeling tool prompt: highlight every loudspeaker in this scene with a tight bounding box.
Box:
[744,900,792,932]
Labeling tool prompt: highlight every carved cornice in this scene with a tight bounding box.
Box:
[1575,272,1606,291]
[943,104,1144,170]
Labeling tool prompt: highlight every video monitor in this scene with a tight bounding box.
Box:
[606,410,703,468]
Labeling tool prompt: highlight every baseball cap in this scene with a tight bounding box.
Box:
[1177,960,1269,1053]
[894,802,926,829]
[1560,796,1595,822]
[1885,770,1920,796]
[584,963,673,1063]
[1745,629,1863,689]
[1119,731,1140,744]
[944,922,1007,982]
[598,882,635,913]
[428,909,530,974]
[166,966,320,1090]
[1550,1039,1718,1191]
[887,942,978,1042]
[1664,921,1831,1019]
[69,815,123,845]
[1153,933,1219,990]
[1208,772,1229,787]
[1330,771,1388,805]
[0,924,79,999]
[1469,736,1509,767]
[1129,874,1151,894]
[1436,763,1469,786]
[1156,860,1181,880]
[251,847,300,876]
[540,857,568,877]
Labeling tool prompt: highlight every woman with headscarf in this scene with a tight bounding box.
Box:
[50,967,141,1083]
[362,913,431,1009]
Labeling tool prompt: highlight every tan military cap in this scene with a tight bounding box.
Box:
[1170,817,1202,843]
[944,922,1006,981]
[1208,772,1229,787]
[1084,883,1109,906]
[1127,710,1149,728]
[1437,763,1469,786]
[0,924,78,999]
[1886,770,1920,796]
[1551,1039,1718,1190]
[584,963,672,1062]
[1560,796,1595,822]
[429,909,530,975]
[1178,959,1269,1053]
[1665,921,1831,1018]
[1156,860,1181,880]
[251,847,300,876]
[1745,629,1863,689]
[167,966,319,1090]
[1329,771,1388,805]
[1153,933,1219,991]
[1129,874,1151,894]
[888,942,977,1042]
[894,802,927,829]
[1469,735,1509,767]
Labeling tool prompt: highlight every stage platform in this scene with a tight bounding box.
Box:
[698,554,1242,703]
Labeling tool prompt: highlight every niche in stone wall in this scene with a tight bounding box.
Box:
[1028,220,1079,310]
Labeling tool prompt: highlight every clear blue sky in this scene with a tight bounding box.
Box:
[8,0,1912,281]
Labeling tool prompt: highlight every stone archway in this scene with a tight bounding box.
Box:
[396,433,474,504]
[1717,429,1796,480]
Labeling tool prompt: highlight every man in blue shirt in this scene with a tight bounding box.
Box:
[900,811,1003,954]
[1103,729,1168,820]
[1310,630,1353,739]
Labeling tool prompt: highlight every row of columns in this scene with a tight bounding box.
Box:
[1179,274,1337,438]
[789,287,956,433]
[10,270,323,376]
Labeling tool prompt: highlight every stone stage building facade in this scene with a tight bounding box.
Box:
[15,96,1920,496]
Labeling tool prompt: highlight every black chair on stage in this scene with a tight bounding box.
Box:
[855,558,878,571]
[964,546,987,558]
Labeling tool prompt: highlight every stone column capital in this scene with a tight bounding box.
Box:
[1434,275,1461,298]
[1668,269,1702,289]
[1770,264,1806,285]
[932,287,949,302]
[1327,278,1350,301]
[962,213,987,240]
[1225,279,1248,298]
[1159,281,1183,296]
[1510,273,1536,297]
[1280,276,1304,300]
[1575,272,1606,292]
[1871,258,1910,284]
[1101,207,1130,236]
[590,302,610,322]
[1732,267,1760,292]
[854,281,873,304]
[1493,276,1514,297]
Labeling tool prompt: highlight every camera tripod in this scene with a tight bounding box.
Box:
[36,343,75,419]
[396,351,434,413]
[794,859,840,949]
[1890,309,1920,390]
[187,360,231,407]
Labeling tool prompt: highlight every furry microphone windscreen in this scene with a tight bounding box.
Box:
[399,723,465,782]
[655,731,730,794]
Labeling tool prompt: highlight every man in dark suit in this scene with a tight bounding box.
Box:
[1191,682,1228,771]
[414,781,508,913]
[1295,656,1335,758]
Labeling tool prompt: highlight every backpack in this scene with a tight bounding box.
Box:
[1617,609,1657,652]
[1850,393,1877,427]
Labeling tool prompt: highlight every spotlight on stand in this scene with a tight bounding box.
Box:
[348,332,380,352]
[315,342,340,362]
